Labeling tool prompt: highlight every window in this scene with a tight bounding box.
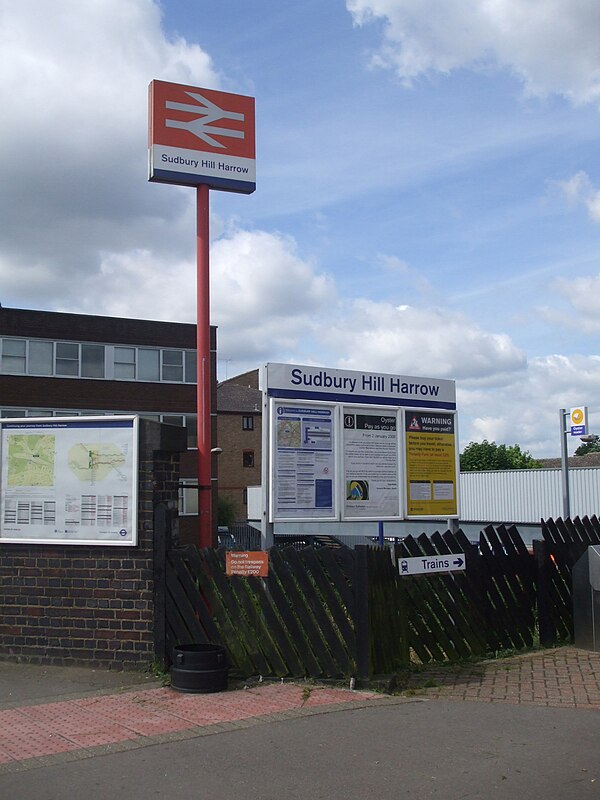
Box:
[162,414,185,428]
[243,450,255,468]
[185,414,198,449]
[243,488,248,505]
[0,408,26,417]
[184,351,196,383]
[55,342,79,376]
[0,337,198,384]
[1,339,26,373]
[81,344,105,378]
[179,481,198,515]
[114,347,135,379]
[54,343,105,378]
[29,340,53,375]
[242,415,254,431]
[162,350,183,382]
[0,335,200,386]
[138,348,160,381]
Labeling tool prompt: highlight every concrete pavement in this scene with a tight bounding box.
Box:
[0,647,599,798]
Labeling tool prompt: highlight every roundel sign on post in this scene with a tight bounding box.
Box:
[570,406,588,436]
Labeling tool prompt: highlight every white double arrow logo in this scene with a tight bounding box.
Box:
[165,91,245,149]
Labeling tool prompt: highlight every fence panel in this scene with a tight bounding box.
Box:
[162,518,591,677]
[165,544,359,677]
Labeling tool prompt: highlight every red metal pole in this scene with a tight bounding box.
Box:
[196,183,212,547]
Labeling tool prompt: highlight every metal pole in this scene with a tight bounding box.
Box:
[261,374,274,550]
[196,184,212,547]
[560,408,570,520]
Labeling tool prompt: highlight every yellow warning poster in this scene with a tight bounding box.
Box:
[405,412,458,517]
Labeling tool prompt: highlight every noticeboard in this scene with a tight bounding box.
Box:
[405,411,458,517]
[0,416,138,545]
[264,363,459,523]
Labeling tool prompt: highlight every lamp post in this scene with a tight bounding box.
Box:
[560,408,570,520]
[560,406,598,521]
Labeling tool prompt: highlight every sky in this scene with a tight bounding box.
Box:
[2,0,600,457]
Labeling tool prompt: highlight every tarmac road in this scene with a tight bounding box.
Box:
[1,699,599,800]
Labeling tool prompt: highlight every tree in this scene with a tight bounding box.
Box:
[575,439,600,456]
[217,494,237,528]
[460,440,542,471]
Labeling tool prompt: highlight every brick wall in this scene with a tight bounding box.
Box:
[217,412,262,522]
[0,419,186,670]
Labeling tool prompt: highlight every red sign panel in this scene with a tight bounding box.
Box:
[226,551,269,577]
[148,80,256,193]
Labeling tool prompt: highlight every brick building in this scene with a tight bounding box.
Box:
[0,306,217,543]
[216,370,262,522]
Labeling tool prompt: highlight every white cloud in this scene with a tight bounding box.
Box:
[210,228,336,364]
[377,253,434,296]
[323,300,526,380]
[347,0,600,104]
[0,0,219,310]
[75,248,197,323]
[458,353,600,455]
[547,272,600,333]
[557,171,600,222]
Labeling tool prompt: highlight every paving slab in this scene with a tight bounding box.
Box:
[0,660,161,708]
[399,646,600,708]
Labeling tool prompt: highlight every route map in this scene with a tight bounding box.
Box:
[0,418,137,545]
[68,443,127,483]
[7,434,55,487]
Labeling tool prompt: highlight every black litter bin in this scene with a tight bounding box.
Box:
[573,545,600,651]
[170,644,229,693]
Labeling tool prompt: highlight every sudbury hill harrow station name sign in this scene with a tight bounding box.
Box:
[271,365,455,408]
[287,368,445,400]
[263,363,459,523]
[148,80,256,194]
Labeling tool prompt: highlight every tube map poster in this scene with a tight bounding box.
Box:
[0,417,138,545]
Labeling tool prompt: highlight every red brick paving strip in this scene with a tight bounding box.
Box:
[0,683,376,768]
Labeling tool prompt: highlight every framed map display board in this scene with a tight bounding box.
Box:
[0,416,138,545]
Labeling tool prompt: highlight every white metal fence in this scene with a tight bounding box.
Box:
[460,467,600,523]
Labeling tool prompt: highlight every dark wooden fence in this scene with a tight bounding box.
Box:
[394,525,536,662]
[534,516,600,644]
[161,516,600,678]
[165,544,360,678]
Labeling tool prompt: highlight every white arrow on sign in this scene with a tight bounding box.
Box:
[398,554,465,576]
[165,92,245,148]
